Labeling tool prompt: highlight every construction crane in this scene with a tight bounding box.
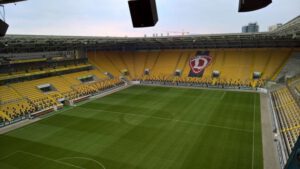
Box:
[165,30,190,36]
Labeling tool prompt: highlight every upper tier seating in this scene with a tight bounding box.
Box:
[0,63,92,81]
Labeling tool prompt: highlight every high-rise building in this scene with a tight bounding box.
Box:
[242,23,259,33]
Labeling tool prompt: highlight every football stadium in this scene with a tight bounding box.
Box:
[0,1,300,169]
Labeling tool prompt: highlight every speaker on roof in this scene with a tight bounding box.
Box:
[0,19,9,37]
[128,0,158,27]
[238,0,272,12]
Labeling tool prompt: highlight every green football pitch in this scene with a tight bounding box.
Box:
[0,86,263,169]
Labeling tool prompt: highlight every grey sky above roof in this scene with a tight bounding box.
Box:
[3,0,300,37]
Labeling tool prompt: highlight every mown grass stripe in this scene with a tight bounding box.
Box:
[77,107,253,133]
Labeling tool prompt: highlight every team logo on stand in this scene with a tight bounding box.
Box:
[189,51,212,77]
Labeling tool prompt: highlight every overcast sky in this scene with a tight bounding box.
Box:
[2,0,300,37]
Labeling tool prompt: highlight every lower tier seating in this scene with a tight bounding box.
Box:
[89,49,291,88]
[271,86,300,154]
[0,69,124,123]
[1,99,34,120]
[142,75,265,88]
[0,86,23,104]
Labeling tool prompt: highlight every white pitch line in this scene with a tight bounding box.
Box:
[220,91,226,100]
[252,95,256,169]
[0,151,19,161]
[58,157,106,169]
[17,151,85,169]
[78,107,253,133]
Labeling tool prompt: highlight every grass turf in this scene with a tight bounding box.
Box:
[0,86,263,169]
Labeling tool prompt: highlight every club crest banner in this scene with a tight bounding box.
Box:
[188,51,212,77]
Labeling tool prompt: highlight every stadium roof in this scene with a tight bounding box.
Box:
[270,15,300,36]
[0,0,25,5]
[0,16,299,53]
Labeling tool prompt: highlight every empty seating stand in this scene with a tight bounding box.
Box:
[0,69,124,123]
[271,86,300,154]
[88,49,291,88]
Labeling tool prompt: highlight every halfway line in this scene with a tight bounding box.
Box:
[77,107,253,133]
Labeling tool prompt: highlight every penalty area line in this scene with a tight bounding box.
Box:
[16,151,85,169]
[58,157,106,169]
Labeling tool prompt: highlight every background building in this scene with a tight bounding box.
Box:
[242,23,259,33]
[269,23,283,31]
